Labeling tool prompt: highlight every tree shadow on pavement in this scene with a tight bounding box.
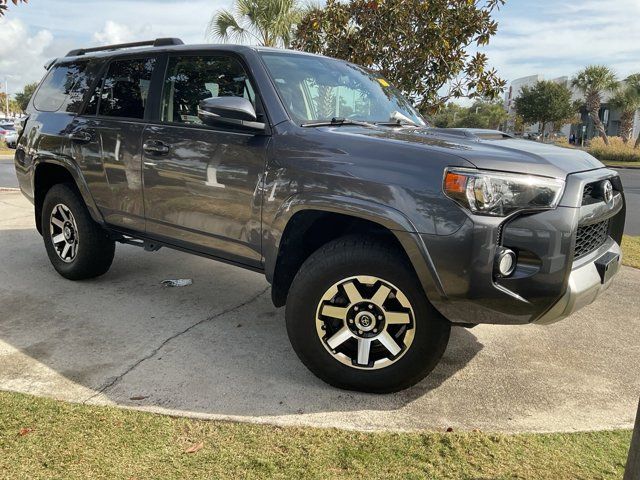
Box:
[0,227,483,422]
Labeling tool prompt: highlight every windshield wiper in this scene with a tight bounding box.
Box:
[375,111,423,128]
[301,117,375,128]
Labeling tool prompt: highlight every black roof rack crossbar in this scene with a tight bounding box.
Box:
[66,38,184,57]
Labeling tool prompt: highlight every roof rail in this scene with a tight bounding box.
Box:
[65,38,184,57]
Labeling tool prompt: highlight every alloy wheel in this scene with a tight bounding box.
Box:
[315,275,416,369]
[49,203,79,263]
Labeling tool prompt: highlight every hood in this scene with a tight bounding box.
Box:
[323,125,603,179]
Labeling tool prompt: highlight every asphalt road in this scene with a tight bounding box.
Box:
[0,191,638,433]
[0,156,638,233]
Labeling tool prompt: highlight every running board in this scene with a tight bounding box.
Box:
[114,235,162,252]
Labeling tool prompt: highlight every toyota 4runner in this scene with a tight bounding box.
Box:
[13,38,626,392]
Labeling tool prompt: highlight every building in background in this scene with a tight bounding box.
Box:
[504,74,640,143]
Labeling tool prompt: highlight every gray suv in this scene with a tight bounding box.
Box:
[13,38,626,392]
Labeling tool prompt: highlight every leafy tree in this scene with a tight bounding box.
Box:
[571,65,618,146]
[14,82,38,112]
[0,0,26,16]
[293,0,506,114]
[610,74,640,148]
[514,80,574,142]
[207,0,301,47]
[455,100,508,130]
[430,103,467,128]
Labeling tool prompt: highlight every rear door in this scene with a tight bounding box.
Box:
[72,55,158,231]
[141,53,269,268]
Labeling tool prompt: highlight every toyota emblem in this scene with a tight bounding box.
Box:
[602,180,614,205]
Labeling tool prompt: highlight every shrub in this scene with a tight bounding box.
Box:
[588,136,640,163]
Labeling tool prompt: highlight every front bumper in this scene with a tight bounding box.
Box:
[422,167,626,325]
[535,237,621,324]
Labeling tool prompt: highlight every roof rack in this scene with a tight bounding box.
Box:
[66,38,184,57]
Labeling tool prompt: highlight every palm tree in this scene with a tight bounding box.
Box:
[627,74,640,149]
[207,0,301,48]
[572,65,618,146]
[610,74,640,144]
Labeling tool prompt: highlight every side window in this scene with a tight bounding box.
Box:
[33,62,98,113]
[98,57,156,119]
[161,55,256,125]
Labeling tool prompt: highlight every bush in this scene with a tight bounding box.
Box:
[588,136,640,163]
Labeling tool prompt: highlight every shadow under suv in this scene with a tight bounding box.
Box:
[13,38,626,393]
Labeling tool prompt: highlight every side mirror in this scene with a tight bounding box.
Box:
[197,97,265,132]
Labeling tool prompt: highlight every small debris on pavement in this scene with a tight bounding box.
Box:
[129,395,149,401]
[18,427,34,436]
[161,279,193,288]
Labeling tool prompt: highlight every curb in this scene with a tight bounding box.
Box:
[607,165,640,170]
[0,188,19,192]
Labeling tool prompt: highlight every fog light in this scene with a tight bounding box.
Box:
[495,248,517,277]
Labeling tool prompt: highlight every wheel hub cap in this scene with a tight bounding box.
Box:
[316,275,415,370]
[49,204,79,263]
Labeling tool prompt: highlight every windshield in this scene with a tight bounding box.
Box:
[260,52,426,126]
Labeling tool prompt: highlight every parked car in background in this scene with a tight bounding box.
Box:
[13,38,626,393]
[4,130,18,148]
[0,123,15,142]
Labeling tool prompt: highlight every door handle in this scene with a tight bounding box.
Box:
[143,141,170,155]
[68,131,92,143]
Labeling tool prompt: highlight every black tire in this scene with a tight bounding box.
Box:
[286,235,450,393]
[41,183,115,280]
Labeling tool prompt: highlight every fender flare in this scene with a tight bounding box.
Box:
[265,192,447,302]
[32,155,105,231]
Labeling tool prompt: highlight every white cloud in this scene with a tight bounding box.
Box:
[93,20,153,45]
[0,17,53,94]
[479,0,640,84]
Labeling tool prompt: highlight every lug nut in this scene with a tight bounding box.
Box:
[348,319,354,324]
[354,306,359,311]
[378,315,383,320]
[368,304,373,309]
[358,330,363,335]
[373,328,378,333]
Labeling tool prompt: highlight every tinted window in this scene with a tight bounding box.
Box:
[98,57,156,119]
[161,55,255,125]
[33,62,98,113]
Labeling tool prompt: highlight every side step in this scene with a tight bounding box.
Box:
[115,235,162,252]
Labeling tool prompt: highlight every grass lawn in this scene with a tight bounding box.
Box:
[0,391,631,479]
[604,160,640,168]
[622,235,640,269]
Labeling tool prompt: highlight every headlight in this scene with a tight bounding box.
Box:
[443,168,565,217]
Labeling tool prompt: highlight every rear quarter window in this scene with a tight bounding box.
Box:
[33,61,99,113]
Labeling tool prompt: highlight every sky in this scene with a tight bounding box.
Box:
[0,0,639,98]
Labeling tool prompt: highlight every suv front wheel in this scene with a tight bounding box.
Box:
[42,183,115,280]
[286,235,451,393]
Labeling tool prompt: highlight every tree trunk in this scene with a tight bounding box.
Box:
[620,110,634,144]
[540,121,546,143]
[635,132,640,149]
[586,90,609,146]
[624,397,640,480]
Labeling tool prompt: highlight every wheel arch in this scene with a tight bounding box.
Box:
[33,158,104,234]
[265,193,446,308]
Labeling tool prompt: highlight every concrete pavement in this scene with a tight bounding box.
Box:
[0,191,639,433]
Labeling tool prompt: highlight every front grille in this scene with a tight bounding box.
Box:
[574,220,609,258]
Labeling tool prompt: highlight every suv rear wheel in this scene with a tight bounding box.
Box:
[42,183,115,280]
[286,235,450,393]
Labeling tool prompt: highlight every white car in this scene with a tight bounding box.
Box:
[4,130,18,148]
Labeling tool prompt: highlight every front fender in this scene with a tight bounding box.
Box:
[264,192,447,302]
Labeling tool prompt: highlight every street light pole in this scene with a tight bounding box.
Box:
[4,78,9,119]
